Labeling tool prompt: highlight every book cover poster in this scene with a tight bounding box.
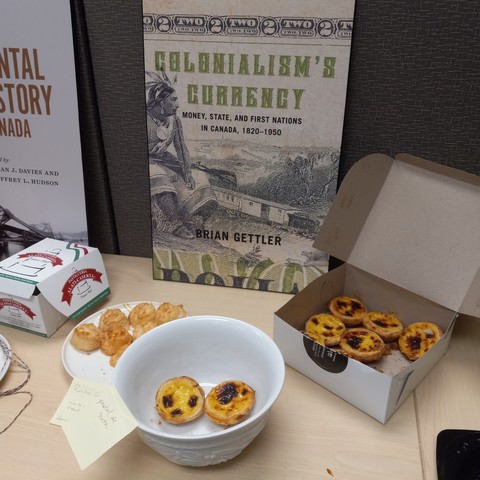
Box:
[143,0,355,293]
[0,0,88,261]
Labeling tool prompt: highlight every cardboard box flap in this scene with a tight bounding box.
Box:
[37,248,109,318]
[0,275,37,299]
[314,153,480,317]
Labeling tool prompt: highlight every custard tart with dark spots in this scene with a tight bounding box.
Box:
[328,296,368,327]
[362,311,404,342]
[398,322,443,361]
[304,313,346,346]
[339,327,385,363]
[205,380,255,426]
[155,376,205,424]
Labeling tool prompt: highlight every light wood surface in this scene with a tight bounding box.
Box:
[415,313,480,479]
[0,253,478,480]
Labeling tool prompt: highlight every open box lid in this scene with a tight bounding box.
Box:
[313,153,480,318]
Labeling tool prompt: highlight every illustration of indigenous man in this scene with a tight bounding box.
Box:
[146,71,218,239]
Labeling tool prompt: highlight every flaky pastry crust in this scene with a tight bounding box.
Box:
[109,343,130,367]
[132,321,157,340]
[98,308,129,331]
[70,323,101,352]
[128,302,156,329]
[155,302,187,325]
[100,325,133,356]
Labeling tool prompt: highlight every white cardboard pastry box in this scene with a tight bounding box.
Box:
[0,239,110,337]
[274,153,480,423]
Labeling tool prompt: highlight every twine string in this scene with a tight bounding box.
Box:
[0,340,33,434]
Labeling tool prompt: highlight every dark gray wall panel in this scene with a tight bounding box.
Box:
[73,0,480,258]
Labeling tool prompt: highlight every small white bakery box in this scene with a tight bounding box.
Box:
[0,238,110,337]
[273,153,480,424]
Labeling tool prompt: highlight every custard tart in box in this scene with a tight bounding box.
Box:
[328,296,368,327]
[304,313,346,347]
[362,311,404,342]
[398,321,443,361]
[339,327,385,363]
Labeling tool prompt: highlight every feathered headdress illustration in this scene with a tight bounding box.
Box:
[145,69,177,110]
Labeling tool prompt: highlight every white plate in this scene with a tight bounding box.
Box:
[0,334,12,382]
[62,301,160,384]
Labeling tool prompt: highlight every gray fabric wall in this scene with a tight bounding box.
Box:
[72,0,480,258]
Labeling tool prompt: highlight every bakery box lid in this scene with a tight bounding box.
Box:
[0,238,93,299]
[313,153,480,317]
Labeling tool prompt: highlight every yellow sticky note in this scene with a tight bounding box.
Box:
[52,377,138,470]
[50,378,108,426]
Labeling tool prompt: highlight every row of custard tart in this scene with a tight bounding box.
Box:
[304,296,443,363]
[155,376,255,427]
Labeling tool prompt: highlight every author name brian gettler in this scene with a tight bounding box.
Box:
[196,229,281,246]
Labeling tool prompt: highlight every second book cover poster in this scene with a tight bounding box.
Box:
[143,0,355,293]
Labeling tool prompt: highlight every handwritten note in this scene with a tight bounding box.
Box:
[51,377,138,470]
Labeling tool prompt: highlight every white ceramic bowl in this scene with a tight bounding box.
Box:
[112,315,285,466]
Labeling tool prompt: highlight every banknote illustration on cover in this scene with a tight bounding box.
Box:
[143,0,355,293]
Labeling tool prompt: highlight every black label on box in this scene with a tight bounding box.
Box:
[303,335,348,373]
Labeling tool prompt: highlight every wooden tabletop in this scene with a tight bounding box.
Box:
[1,253,479,480]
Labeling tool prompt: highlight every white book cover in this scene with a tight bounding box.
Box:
[0,0,88,261]
[143,0,355,293]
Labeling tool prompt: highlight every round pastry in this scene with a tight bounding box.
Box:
[362,311,404,342]
[304,313,346,346]
[204,380,255,426]
[132,321,157,340]
[155,376,205,424]
[70,323,101,352]
[155,302,187,325]
[328,296,368,326]
[100,325,133,356]
[398,322,443,361]
[109,343,130,367]
[128,302,156,329]
[339,327,385,363]
[98,308,129,331]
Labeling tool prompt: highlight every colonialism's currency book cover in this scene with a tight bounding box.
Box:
[0,0,88,261]
[143,0,355,293]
